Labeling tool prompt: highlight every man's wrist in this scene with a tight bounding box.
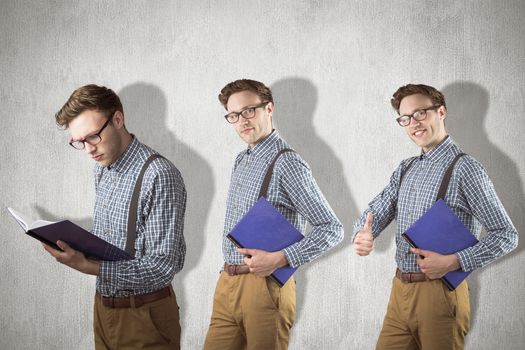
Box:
[447,254,461,272]
[81,259,100,276]
[275,251,289,269]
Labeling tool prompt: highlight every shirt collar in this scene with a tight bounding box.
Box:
[107,136,140,173]
[246,129,280,159]
[420,135,453,162]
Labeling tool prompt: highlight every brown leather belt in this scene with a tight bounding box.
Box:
[395,268,430,283]
[224,263,250,276]
[97,286,171,308]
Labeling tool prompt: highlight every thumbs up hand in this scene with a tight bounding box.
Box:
[354,212,374,256]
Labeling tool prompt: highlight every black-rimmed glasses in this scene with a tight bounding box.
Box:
[224,102,269,124]
[69,115,112,150]
[396,105,441,127]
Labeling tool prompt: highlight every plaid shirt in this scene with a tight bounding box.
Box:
[353,136,518,273]
[222,130,343,268]
[93,137,186,296]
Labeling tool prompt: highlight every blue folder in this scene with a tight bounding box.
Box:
[226,197,304,287]
[402,199,478,290]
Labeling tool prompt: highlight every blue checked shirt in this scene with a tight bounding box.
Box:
[222,130,343,268]
[93,137,186,297]
[353,136,518,273]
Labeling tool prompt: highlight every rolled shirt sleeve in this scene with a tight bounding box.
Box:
[454,159,518,272]
[277,156,343,268]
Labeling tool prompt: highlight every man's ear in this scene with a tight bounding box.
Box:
[266,101,274,116]
[112,110,125,129]
[438,105,447,120]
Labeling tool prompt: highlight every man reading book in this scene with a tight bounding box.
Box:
[44,84,186,349]
[352,84,518,350]
[203,79,343,350]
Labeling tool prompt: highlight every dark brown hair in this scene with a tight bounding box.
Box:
[391,84,446,114]
[218,79,273,109]
[55,84,123,128]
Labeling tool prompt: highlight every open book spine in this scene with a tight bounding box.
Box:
[268,274,284,288]
[226,234,243,250]
[27,230,62,251]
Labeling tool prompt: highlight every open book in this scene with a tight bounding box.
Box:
[8,207,56,231]
[7,207,133,261]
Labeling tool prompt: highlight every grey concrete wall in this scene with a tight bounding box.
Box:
[1,1,523,349]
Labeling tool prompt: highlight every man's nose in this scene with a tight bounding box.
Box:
[412,118,421,127]
[84,142,96,154]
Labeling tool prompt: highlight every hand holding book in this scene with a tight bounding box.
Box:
[402,199,478,290]
[42,239,100,275]
[237,248,289,277]
[7,207,133,262]
[411,247,461,280]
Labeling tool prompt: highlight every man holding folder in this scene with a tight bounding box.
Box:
[353,84,518,349]
[204,79,343,349]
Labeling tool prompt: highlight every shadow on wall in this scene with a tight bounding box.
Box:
[118,82,215,316]
[271,77,359,323]
[443,81,525,329]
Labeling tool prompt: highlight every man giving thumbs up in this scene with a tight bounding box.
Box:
[351,84,517,350]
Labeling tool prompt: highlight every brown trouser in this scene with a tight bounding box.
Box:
[204,272,296,350]
[94,286,181,350]
[376,276,470,350]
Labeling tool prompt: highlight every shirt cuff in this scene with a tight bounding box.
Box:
[456,247,477,272]
[99,260,120,289]
[282,243,304,269]
[350,230,360,243]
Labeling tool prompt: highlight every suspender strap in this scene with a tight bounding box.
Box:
[125,154,163,255]
[399,157,418,184]
[258,148,295,198]
[436,153,466,201]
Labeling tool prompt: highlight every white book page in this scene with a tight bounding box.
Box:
[6,207,55,231]
[29,219,56,230]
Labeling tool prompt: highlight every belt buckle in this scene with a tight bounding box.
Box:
[399,272,410,283]
[133,295,143,308]
[229,265,237,276]
[104,296,115,308]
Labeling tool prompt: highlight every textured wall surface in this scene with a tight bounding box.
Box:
[1,1,524,349]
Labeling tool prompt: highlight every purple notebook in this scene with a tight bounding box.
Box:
[226,197,304,287]
[402,199,478,290]
[32,221,133,261]
[8,208,133,261]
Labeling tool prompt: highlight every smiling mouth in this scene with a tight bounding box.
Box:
[413,129,426,137]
